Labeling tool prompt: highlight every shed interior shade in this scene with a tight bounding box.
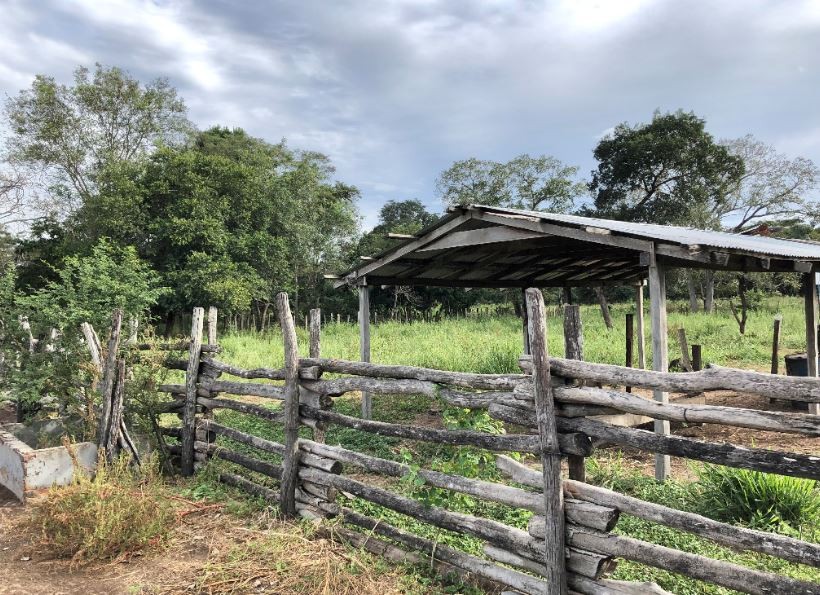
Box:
[336,205,820,288]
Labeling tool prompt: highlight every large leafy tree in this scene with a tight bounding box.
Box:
[4,63,190,212]
[437,154,583,212]
[588,110,744,225]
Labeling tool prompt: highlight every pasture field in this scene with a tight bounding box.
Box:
[218,296,811,373]
[187,295,820,594]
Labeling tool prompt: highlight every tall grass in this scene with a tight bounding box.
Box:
[218,296,807,373]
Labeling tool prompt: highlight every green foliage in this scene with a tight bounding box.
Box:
[437,154,584,212]
[588,109,744,225]
[692,465,820,536]
[25,454,176,564]
[1,239,165,422]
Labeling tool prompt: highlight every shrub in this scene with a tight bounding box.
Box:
[692,465,820,536]
[25,454,177,564]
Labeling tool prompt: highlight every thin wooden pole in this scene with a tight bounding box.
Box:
[648,259,670,481]
[625,313,634,393]
[678,328,692,372]
[691,344,702,372]
[359,284,372,419]
[636,283,646,370]
[181,307,204,476]
[207,306,218,345]
[563,304,585,483]
[277,293,300,516]
[525,287,567,594]
[804,272,819,415]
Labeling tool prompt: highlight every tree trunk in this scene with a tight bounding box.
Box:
[703,271,715,313]
[594,286,613,330]
[686,272,699,313]
[730,275,750,335]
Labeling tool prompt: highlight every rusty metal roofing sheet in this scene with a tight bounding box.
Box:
[475,205,820,260]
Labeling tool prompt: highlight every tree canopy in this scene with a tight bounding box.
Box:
[588,110,745,225]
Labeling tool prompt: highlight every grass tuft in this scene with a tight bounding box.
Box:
[24,453,177,564]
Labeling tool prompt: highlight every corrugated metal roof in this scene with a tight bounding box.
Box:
[475,205,820,260]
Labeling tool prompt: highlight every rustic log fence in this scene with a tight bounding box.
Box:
[155,291,820,595]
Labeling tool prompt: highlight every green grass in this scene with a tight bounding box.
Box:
[218,296,809,373]
[190,295,819,594]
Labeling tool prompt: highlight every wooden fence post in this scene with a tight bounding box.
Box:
[277,292,300,517]
[625,313,634,393]
[648,260,670,481]
[563,304,585,483]
[691,344,702,372]
[636,283,646,370]
[309,308,321,359]
[207,307,218,345]
[803,271,819,415]
[359,283,372,419]
[771,315,782,375]
[181,307,204,476]
[678,328,693,372]
[525,287,567,594]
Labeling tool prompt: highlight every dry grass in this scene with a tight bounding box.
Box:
[183,518,413,595]
[23,453,179,565]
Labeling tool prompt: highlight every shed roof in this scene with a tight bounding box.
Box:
[335,205,820,289]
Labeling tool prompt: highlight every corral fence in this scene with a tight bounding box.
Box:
[156,290,820,595]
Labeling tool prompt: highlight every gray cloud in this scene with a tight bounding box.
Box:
[2,0,819,227]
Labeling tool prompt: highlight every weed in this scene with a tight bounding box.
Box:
[25,453,177,564]
[691,465,820,537]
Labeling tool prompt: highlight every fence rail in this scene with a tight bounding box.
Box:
[155,292,820,595]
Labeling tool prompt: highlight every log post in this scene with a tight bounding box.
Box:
[207,306,218,345]
[691,345,702,372]
[309,308,321,359]
[521,288,531,356]
[359,282,373,419]
[678,328,692,372]
[636,282,646,370]
[309,307,325,443]
[525,287,567,594]
[277,292,301,517]
[181,307,204,476]
[625,313,634,393]
[563,304,585,483]
[648,257,670,481]
[804,271,819,415]
[771,315,782,375]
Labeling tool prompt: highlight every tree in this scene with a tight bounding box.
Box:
[588,110,744,226]
[4,64,190,211]
[716,135,819,232]
[437,154,583,212]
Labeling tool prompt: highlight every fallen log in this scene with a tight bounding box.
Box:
[495,455,820,567]
[299,406,592,456]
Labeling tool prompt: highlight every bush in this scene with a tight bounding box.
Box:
[25,454,177,564]
[692,465,820,536]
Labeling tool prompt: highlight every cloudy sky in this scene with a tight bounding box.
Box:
[3,0,820,228]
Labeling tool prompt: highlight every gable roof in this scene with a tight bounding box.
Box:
[335,205,820,289]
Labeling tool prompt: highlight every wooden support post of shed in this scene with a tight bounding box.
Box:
[563,304,585,482]
[804,270,819,415]
[359,282,372,419]
[635,282,646,370]
[648,257,670,481]
[521,288,530,355]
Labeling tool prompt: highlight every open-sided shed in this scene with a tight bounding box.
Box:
[335,204,820,479]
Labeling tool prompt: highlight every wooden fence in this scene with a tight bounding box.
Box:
[156,291,820,595]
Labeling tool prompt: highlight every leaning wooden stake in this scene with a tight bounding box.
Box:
[96,310,123,449]
[525,287,567,594]
[277,292,300,517]
[207,306,218,345]
[181,307,204,476]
